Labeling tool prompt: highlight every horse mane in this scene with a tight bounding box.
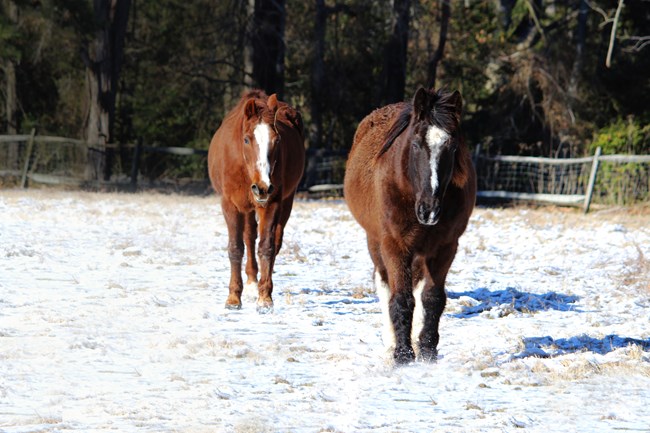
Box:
[377,105,412,157]
[242,89,268,102]
[432,89,470,189]
[376,88,471,189]
[451,134,471,188]
[431,90,459,130]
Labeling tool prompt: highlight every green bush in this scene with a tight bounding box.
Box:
[591,116,650,155]
[590,117,650,205]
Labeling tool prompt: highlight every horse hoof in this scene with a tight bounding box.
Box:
[393,346,416,365]
[256,299,274,314]
[224,302,242,310]
[418,348,438,362]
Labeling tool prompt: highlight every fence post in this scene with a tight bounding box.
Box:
[20,128,37,189]
[130,137,143,191]
[583,146,602,213]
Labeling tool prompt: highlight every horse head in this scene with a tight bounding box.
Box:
[406,87,466,226]
[242,93,282,205]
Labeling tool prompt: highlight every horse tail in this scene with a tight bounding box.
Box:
[377,105,412,157]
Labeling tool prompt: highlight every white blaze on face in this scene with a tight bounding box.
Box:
[253,122,272,186]
[425,125,449,193]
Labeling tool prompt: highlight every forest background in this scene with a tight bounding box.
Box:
[0,0,649,182]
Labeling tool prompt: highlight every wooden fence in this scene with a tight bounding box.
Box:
[1,132,649,210]
[475,147,650,212]
[0,131,208,190]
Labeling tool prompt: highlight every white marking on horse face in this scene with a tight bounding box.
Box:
[425,126,449,193]
[375,271,396,351]
[253,122,272,186]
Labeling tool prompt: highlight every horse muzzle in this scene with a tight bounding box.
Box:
[416,200,441,226]
[251,183,275,205]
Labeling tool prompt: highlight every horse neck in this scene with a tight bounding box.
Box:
[386,133,416,197]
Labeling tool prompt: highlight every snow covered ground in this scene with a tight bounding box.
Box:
[1,189,649,433]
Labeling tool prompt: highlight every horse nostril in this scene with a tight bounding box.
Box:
[251,184,260,196]
[267,184,274,195]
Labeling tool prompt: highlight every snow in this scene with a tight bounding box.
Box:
[1,189,649,433]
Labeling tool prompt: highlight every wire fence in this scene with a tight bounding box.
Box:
[1,132,649,208]
[475,149,650,208]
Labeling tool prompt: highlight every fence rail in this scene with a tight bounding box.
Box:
[1,132,649,209]
[0,130,209,190]
[475,147,650,211]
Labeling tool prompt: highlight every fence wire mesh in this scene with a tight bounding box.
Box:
[476,154,650,205]
[2,134,649,205]
[476,157,592,196]
[594,161,650,205]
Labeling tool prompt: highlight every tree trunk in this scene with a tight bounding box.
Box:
[82,0,131,182]
[251,0,286,99]
[383,0,411,104]
[3,0,19,170]
[569,0,588,97]
[243,0,255,89]
[495,0,517,30]
[427,0,450,90]
[310,0,326,149]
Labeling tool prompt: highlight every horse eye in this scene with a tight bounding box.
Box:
[244,137,250,145]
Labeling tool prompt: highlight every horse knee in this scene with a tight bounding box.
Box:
[228,241,244,262]
[422,288,446,315]
[388,291,416,340]
[257,238,275,260]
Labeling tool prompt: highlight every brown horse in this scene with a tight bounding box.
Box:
[344,87,476,364]
[208,90,305,313]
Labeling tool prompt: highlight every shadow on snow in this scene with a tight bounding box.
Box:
[514,334,650,358]
[447,287,580,318]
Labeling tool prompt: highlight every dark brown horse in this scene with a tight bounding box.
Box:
[344,87,476,364]
[208,90,305,313]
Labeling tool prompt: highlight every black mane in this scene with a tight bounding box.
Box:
[377,89,459,158]
[378,105,412,157]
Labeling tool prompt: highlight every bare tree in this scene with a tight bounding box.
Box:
[82,0,131,181]
[383,0,411,104]
[569,0,588,96]
[250,0,286,98]
[606,0,624,68]
[426,0,450,90]
[2,0,18,135]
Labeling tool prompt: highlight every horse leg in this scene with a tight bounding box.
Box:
[243,211,258,295]
[273,192,295,255]
[255,202,280,313]
[368,237,394,350]
[381,240,416,364]
[222,200,245,310]
[418,243,457,361]
[410,256,427,355]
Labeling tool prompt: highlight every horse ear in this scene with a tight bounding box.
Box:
[244,99,259,120]
[450,90,463,120]
[268,93,279,112]
[412,87,429,119]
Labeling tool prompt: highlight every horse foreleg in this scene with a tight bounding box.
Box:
[418,245,457,360]
[256,203,280,313]
[382,241,416,364]
[222,200,245,310]
[368,237,394,350]
[243,211,259,295]
[273,192,295,255]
